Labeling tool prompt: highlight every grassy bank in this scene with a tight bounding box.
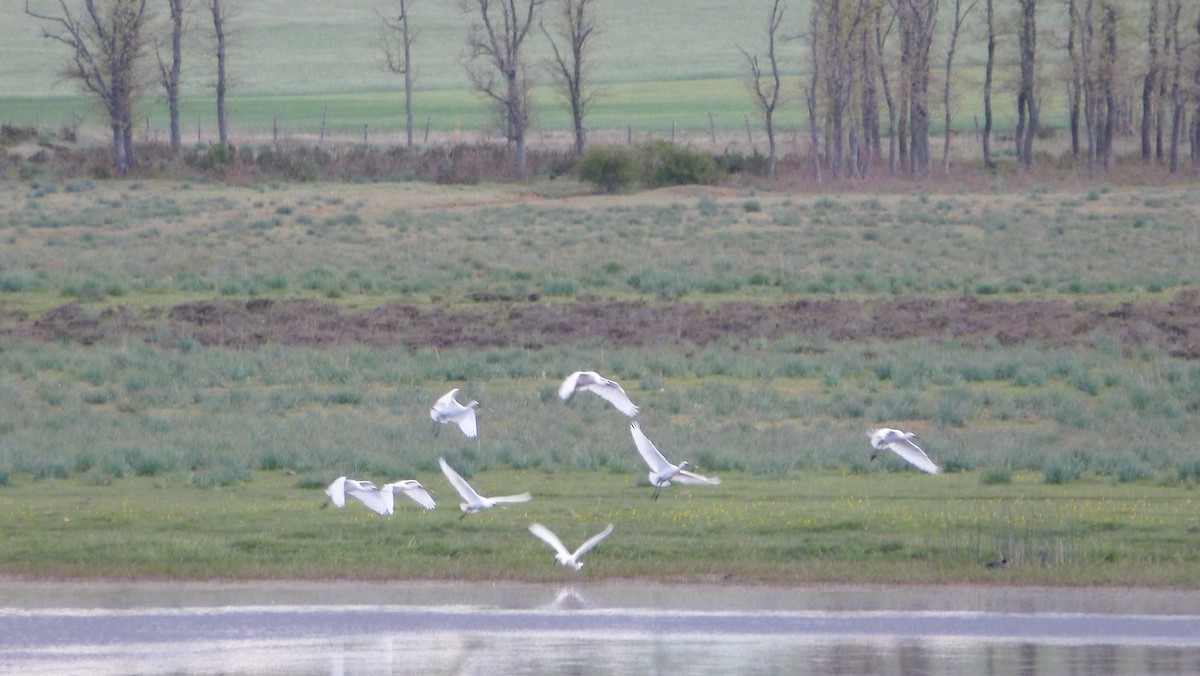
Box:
[2,180,1200,586]
[1,468,1197,586]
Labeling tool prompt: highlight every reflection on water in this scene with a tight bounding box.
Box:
[16,632,1199,676]
[2,582,1200,676]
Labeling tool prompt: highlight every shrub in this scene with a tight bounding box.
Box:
[641,141,717,187]
[577,146,641,193]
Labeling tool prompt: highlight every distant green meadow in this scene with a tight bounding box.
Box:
[1,180,1200,584]
[5,0,1034,142]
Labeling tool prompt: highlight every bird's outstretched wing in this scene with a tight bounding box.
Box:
[573,523,615,558]
[439,457,484,503]
[528,523,571,558]
[560,371,639,416]
[490,492,532,505]
[387,481,436,510]
[885,437,940,474]
[630,422,671,473]
[674,469,721,485]
[324,476,347,508]
[349,486,391,515]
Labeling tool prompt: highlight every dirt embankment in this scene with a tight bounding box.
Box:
[4,292,1200,359]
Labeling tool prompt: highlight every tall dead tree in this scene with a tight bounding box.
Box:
[1141,0,1159,164]
[941,0,977,172]
[739,0,785,178]
[1097,2,1117,168]
[540,0,601,158]
[461,0,546,178]
[26,0,152,174]
[210,0,229,147]
[1014,0,1038,170]
[1165,0,1185,172]
[806,3,823,181]
[156,0,187,154]
[897,0,936,176]
[1065,0,1082,160]
[981,0,995,167]
[381,0,417,149]
[874,5,898,171]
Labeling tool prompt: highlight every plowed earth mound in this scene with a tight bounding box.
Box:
[4,292,1200,358]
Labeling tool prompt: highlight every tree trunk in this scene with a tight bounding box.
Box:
[1016,0,1037,170]
[213,0,229,147]
[982,0,994,168]
[1142,0,1159,164]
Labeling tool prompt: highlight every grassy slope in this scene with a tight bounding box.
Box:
[1,180,1200,585]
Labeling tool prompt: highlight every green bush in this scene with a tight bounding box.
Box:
[641,140,717,187]
[577,146,641,193]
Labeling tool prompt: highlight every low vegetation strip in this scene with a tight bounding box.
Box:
[6,293,1200,357]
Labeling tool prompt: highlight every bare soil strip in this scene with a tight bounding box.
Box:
[4,292,1199,358]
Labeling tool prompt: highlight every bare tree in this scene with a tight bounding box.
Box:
[1097,2,1117,168]
[381,0,417,149]
[805,3,822,181]
[26,0,152,174]
[156,0,187,154]
[1065,0,1082,160]
[897,0,937,176]
[739,0,785,178]
[981,0,995,167]
[540,0,601,158]
[875,5,899,171]
[1014,0,1037,170]
[1165,0,1186,172]
[1141,0,1159,164]
[941,0,978,172]
[461,0,546,178]
[210,0,230,147]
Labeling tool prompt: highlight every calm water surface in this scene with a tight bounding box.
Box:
[2,581,1199,675]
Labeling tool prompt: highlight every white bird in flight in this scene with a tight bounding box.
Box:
[869,427,941,474]
[439,457,532,517]
[629,421,721,500]
[430,388,479,438]
[381,479,437,511]
[323,476,391,515]
[558,371,639,417]
[528,522,615,571]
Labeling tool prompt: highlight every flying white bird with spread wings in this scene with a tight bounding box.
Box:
[380,479,437,511]
[869,427,941,474]
[629,421,721,500]
[558,371,639,417]
[528,522,615,570]
[430,388,479,438]
[439,457,532,517]
[323,476,390,515]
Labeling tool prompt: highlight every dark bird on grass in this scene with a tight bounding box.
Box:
[985,557,1008,569]
[558,371,640,417]
[439,457,531,518]
[869,427,941,475]
[430,388,479,438]
[630,421,720,501]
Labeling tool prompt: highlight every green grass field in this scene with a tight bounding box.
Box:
[6,0,1038,141]
[1,178,1200,585]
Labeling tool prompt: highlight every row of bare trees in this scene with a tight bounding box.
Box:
[25,0,233,173]
[746,0,1200,180]
[24,1,1200,179]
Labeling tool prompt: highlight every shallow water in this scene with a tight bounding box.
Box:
[2,581,1199,675]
